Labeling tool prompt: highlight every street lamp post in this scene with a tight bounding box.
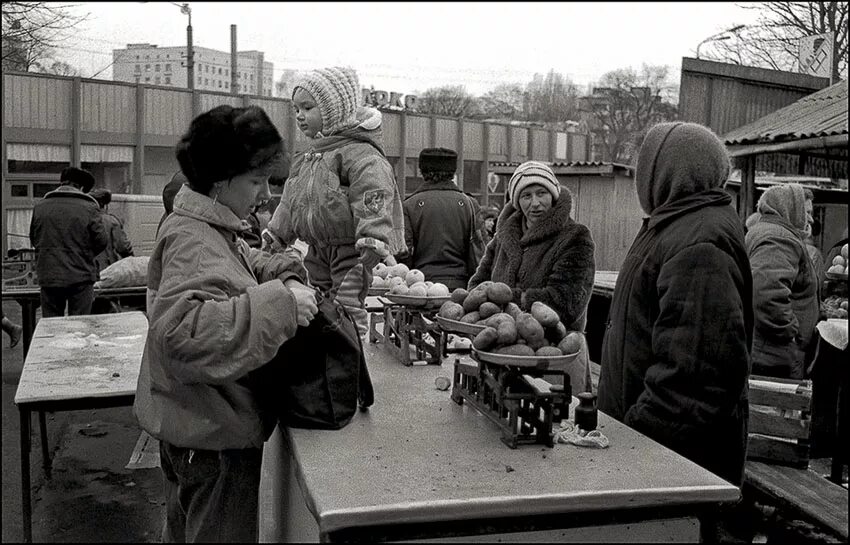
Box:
[696,24,745,59]
[174,3,194,92]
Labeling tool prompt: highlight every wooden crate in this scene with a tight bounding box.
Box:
[747,375,813,468]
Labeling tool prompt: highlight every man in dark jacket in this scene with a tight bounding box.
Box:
[597,122,753,540]
[29,167,109,317]
[89,188,134,271]
[401,148,482,290]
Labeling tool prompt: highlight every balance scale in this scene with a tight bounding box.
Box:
[381,302,444,366]
[451,355,571,448]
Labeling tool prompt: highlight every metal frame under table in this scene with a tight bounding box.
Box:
[13,312,147,543]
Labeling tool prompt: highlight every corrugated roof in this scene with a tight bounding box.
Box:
[490,160,632,171]
[723,79,848,145]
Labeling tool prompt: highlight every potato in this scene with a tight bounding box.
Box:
[460,311,481,324]
[486,282,513,305]
[496,320,518,345]
[439,301,465,320]
[451,288,469,304]
[463,287,488,313]
[516,312,546,347]
[472,327,499,351]
[496,344,535,356]
[558,331,584,355]
[504,302,522,319]
[545,321,568,344]
[484,312,514,329]
[530,301,560,328]
[535,346,563,357]
[478,302,501,319]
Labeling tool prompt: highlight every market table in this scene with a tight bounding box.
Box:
[14,311,147,543]
[1,285,147,357]
[258,342,740,542]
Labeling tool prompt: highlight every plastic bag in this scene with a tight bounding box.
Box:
[94,256,150,289]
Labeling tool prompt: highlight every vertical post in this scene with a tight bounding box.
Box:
[740,155,756,222]
[134,83,145,195]
[506,124,513,163]
[548,129,557,162]
[481,122,490,203]
[257,52,264,97]
[71,77,81,168]
[456,118,465,190]
[526,127,534,161]
[231,25,238,95]
[186,9,194,92]
[429,115,437,147]
[566,131,574,162]
[585,132,592,162]
[398,110,407,199]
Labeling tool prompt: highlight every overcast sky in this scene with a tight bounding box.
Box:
[57,1,763,96]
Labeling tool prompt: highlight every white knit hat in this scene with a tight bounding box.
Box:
[507,161,560,209]
[293,66,360,136]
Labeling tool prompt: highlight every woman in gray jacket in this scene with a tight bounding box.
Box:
[134,105,317,542]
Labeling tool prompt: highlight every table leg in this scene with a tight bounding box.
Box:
[38,411,51,478]
[20,300,37,359]
[20,408,32,543]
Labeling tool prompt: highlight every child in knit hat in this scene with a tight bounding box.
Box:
[266,66,406,336]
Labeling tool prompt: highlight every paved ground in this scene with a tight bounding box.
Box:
[1,299,845,543]
[1,301,163,543]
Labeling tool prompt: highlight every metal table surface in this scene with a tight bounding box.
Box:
[14,311,147,543]
[260,340,740,542]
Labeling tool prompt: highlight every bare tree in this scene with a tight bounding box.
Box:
[40,60,79,76]
[581,64,678,164]
[2,2,87,72]
[480,83,525,119]
[416,84,480,118]
[703,2,847,81]
[524,70,580,123]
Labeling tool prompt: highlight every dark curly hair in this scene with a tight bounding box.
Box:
[175,105,285,195]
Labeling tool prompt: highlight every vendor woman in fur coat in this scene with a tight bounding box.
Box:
[468,161,596,394]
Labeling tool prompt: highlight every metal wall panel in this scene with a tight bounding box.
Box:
[489,124,508,158]
[3,74,72,129]
[406,115,430,152]
[462,121,484,159]
[531,129,549,161]
[435,118,457,149]
[144,88,192,135]
[81,81,136,133]
[381,112,401,156]
[198,92,243,114]
[511,128,528,162]
[572,134,588,162]
[246,97,291,139]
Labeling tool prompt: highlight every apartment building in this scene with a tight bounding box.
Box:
[112,43,274,97]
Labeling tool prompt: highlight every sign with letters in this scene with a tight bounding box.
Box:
[363,89,418,111]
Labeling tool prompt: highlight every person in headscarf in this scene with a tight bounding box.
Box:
[747,183,820,379]
[597,122,753,504]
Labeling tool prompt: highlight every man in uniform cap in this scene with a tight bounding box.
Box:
[400,148,484,290]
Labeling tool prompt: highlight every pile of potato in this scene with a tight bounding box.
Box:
[826,243,849,276]
[372,263,450,297]
[822,295,848,319]
[438,281,582,357]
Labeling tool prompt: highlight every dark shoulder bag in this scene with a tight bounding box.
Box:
[251,291,374,430]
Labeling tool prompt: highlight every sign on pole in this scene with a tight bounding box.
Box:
[799,32,833,78]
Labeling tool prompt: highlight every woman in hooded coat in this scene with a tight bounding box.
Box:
[746,183,820,379]
[468,161,595,395]
[597,122,753,490]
